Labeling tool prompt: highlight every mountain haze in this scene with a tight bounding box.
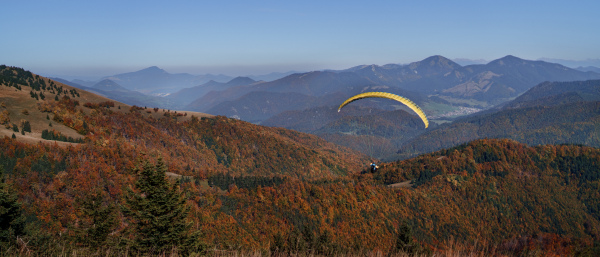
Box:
[92,79,129,92]
[395,79,600,159]
[166,77,259,107]
[102,66,221,95]
[194,55,600,124]
[576,66,600,73]
[47,56,600,126]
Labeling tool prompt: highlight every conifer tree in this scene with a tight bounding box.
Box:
[122,157,204,255]
[393,222,427,255]
[0,165,26,247]
[21,120,31,133]
[74,191,117,248]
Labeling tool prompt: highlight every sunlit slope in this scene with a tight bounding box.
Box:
[0,65,213,144]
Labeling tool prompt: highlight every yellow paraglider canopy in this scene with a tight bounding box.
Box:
[338,92,429,128]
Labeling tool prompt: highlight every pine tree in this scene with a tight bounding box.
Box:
[0,165,26,247]
[74,191,117,248]
[80,120,88,135]
[122,157,204,255]
[393,222,427,255]
[21,120,31,133]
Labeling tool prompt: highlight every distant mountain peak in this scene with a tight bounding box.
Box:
[227,76,256,85]
[423,55,452,62]
[139,66,167,73]
[97,78,117,84]
[408,55,461,71]
[426,55,448,60]
[492,55,525,65]
[93,79,129,92]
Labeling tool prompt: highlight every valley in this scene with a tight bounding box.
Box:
[49,56,600,160]
[1,63,600,256]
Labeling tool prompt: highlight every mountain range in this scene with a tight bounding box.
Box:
[577,66,600,73]
[49,77,175,109]
[394,79,600,159]
[262,79,600,160]
[100,66,232,95]
[46,55,600,161]
[165,76,259,108]
[52,56,600,126]
[183,55,600,123]
[64,67,301,96]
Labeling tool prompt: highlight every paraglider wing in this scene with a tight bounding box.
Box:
[337,92,429,128]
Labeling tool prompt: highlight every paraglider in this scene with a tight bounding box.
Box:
[369,162,379,173]
[337,92,429,128]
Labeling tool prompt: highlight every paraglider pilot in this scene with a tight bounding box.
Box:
[370,162,379,173]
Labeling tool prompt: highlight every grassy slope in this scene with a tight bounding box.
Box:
[0,72,213,145]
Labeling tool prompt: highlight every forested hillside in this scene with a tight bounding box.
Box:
[1,66,599,256]
[373,139,600,252]
[3,135,599,255]
[504,79,600,109]
[1,65,367,179]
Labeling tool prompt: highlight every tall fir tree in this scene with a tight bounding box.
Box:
[122,157,204,255]
[393,222,428,255]
[73,191,117,248]
[0,165,26,247]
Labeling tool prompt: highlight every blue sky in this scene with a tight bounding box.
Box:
[2,0,599,79]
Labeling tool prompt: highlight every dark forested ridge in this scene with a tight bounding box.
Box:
[503,79,600,109]
[373,139,600,250]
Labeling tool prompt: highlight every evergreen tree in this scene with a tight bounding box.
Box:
[393,222,427,255]
[21,120,31,133]
[80,120,88,135]
[0,165,26,247]
[74,191,117,248]
[122,157,204,255]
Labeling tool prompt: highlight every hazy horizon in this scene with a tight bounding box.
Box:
[2,1,600,79]
[27,56,600,82]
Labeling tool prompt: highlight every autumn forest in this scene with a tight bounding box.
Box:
[1,65,600,256]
